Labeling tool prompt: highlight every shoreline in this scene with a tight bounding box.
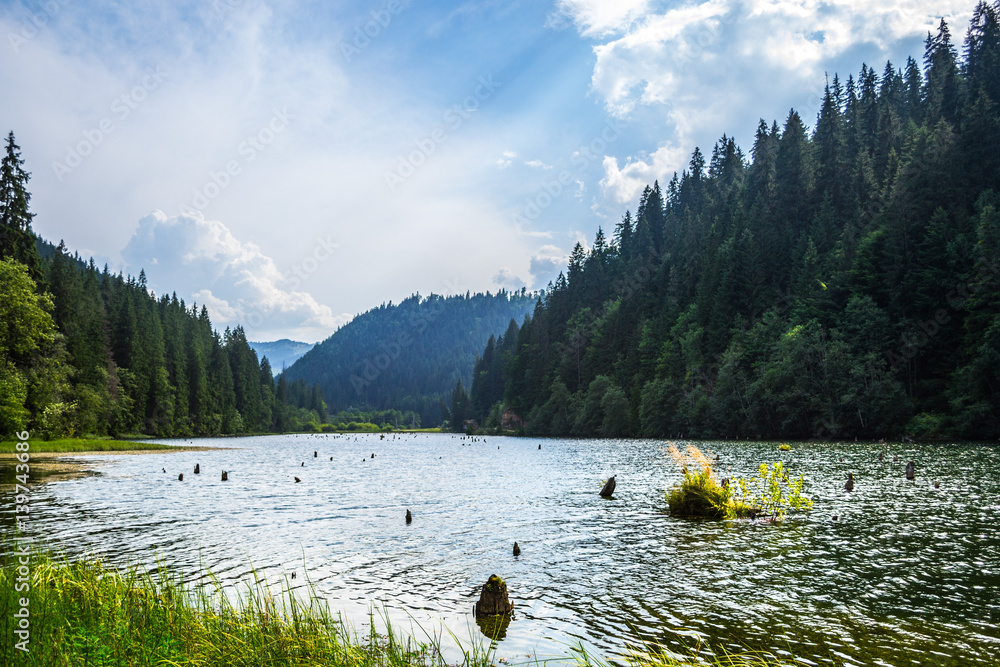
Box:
[0,445,227,459]
[0,440,233,484]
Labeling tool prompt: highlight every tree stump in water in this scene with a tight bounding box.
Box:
[221,471,228,481]
[194,464,200,474]
[406,509,412,524]
[512,541,520,557]
[906,461,916,480]
[294,476,301,483]
[314,451,317,458]
[474,574,512,617]
[599,476,616,498]
[178,473,183,481]
[845,472,854,492]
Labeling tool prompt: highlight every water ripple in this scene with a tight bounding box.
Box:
[2,435,998,664]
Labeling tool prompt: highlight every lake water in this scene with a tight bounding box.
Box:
[4,434,999,665]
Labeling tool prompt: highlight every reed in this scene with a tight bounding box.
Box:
[0,548,800,667]
[664,445,811,520]
[0,548,475,667]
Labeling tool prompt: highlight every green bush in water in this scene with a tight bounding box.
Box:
[668,461,812,520]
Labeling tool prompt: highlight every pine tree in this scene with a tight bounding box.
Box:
[0,132,42,279]
[814,82,846,211]
[965,1,1000,104]
[925,19,964,125]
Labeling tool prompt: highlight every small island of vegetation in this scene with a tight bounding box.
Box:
[666,445,812,520]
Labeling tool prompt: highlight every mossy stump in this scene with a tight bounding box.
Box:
[599,476,616,498]
[474,574,512,617]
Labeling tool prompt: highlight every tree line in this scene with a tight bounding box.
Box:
[0,132,327,438]
[465,6,1000,440]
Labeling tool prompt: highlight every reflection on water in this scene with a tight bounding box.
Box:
[2,434,998,665]
[476,613,511,641]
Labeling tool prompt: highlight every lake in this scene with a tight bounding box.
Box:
[3,434,999,665]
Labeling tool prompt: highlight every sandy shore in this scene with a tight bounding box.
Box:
[0,446,236,485]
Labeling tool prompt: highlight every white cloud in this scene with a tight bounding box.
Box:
[122,211,347,342]
[529,244,569,288]
[524,159,554,169]
[567,0,974,202]
[601,143,689,204]
[553,0,653,37]
[493,267,527,290]
[497,150,520,169]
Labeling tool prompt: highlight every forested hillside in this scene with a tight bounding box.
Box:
[468,7,1000,440]
[0,133,326,438]
[283,291,535,426]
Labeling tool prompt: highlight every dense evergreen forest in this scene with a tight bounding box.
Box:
[0,132,327,438]
[282,292,535,427]
[466,7,1000,440]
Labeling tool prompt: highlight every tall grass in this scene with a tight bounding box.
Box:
[0,548,801,667]
[0,438,183,454]
[0,548,492,667]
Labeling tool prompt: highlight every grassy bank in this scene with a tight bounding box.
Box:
[0,438,184,454]
[0,550,794,667]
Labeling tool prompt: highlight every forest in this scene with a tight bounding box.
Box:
[464,7,1000,440]
[282,291,535,427]
[0,132,327,438]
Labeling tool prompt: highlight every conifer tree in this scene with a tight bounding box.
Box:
[0,132,42,279]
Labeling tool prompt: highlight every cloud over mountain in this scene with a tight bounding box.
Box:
[561,0,973,202]
[122,211,348,342]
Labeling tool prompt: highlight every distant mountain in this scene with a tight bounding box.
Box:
[282,290,535,426]
[249,339,315,374]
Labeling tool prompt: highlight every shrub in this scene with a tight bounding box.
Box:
[666,445,812,520]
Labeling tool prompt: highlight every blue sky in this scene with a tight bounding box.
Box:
[0,0,974,341]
